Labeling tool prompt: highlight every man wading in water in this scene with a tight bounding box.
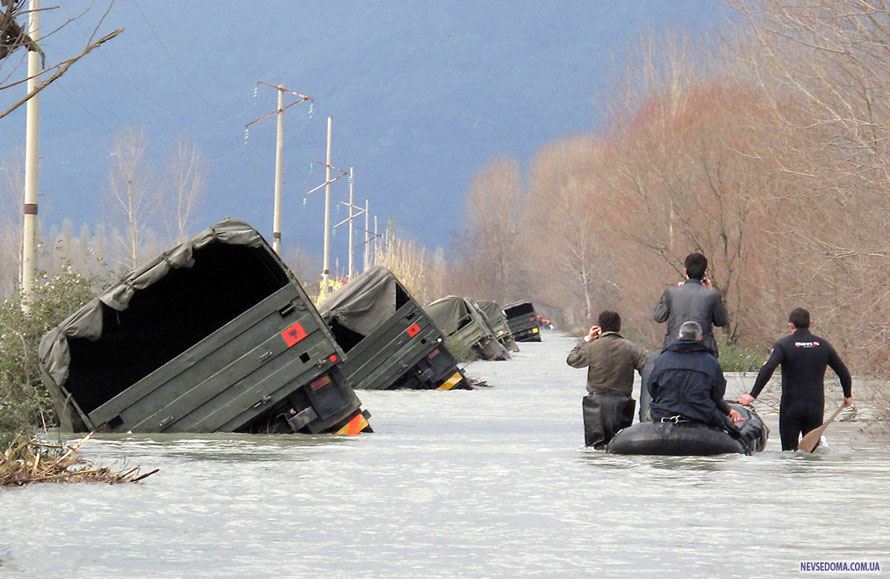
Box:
[653,252,727,357]
[739,308,853,451]
[647,321,743,429]
[567,310,647,448]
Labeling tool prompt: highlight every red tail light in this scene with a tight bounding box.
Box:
[427,348,440,359]
[310,374,332,391]
[406,323,421,337]
[328,354,338,363]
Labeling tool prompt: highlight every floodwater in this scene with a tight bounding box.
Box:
[1,333,888,577]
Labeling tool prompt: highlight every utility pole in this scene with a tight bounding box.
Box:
[333,167,365,280]
[347,167,354,279]
[272,86,284,253]
[21,0,41,313]
[354,199,381,272]
[303,122,350,298]
[373,215,379,266]
[322,116,333,296]
[245,81,312,254]
[363,199,370,272]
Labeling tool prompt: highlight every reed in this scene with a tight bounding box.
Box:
[1,433,157,487]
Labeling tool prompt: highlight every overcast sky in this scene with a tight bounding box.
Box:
[0,0,729,265]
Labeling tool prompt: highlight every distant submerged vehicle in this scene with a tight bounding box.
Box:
[426,296,506,362]
[320,266,469,391]
[504,301,542,342]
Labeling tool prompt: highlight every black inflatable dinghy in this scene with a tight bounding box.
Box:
[605,403,769,456]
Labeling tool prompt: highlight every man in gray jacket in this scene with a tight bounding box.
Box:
[653,252,727,357]
[567,310,647,447]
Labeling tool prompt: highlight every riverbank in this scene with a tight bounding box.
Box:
[1,331,886,576]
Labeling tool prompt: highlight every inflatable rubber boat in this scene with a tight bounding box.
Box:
[605,403,769,456]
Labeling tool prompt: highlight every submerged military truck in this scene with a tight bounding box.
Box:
[504,301,542,342]
[38,219,370,435]
[425,296,506,362]
[319,266,468,391]
[473,299,519,353]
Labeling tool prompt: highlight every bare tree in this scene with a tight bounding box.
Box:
[730,0,890,369]
[375,229,447,305]
[454,157,526,302]
[107,128,157,269]
[522,136,616,329]
[283,244,319,296]
[161,136,206,244]
[0,0,122,118]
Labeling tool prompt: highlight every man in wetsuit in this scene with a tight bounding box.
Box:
[653,252,728,357]
[647,321,742,428]
[739,308,853,451]
[568,310,647,447]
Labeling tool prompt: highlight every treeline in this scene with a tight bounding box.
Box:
[3,1,887,377]
[381,1,890,377]
[0,128,210,293]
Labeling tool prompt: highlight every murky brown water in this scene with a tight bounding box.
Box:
[1,333,887,577]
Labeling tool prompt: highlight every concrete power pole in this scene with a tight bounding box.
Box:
[373,215,379,267]
[21,0,41,313]
[347,167,354,279]
[272,86,284,253]
[245,81,312,254]
[322,116,333,296]
[333,168,365,280]
[363,199,370,272]
[304,121,350,298]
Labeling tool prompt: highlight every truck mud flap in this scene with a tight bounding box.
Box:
[436,371,467,391]
[334,409,373,435]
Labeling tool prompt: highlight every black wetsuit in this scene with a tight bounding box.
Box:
[749,329,851,451]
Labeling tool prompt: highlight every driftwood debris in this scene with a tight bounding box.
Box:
[1,433,157,487]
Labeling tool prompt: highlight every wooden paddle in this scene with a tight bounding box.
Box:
[798,404,846,453]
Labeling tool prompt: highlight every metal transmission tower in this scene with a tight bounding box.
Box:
[244,81,313,253]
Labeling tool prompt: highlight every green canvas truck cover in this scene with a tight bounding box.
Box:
[426,295,504,361]
[474,300,510,337]
[37,219,363,433]
[426,295,473,336]
[319,266,467,390]
[473,299,518,352]
[318,265,401,340]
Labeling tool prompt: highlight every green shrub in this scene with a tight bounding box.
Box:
[717,338,766,373]
[0,267,100,437]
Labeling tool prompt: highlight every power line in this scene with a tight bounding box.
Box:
[59,0,183,122]
[132,0,227,121]
[56,82,115,132]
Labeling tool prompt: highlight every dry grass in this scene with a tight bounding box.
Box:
[1,433,157,487]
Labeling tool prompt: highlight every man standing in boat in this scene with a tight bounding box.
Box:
[647,321,742,428]
[653,252,727,357]
[738,308,853,451]
[567,310,648,448]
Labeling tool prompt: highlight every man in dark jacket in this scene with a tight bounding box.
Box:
[647,321,742,428]
[568,310,647,447]
[653,252,728,357]
[739,308,853,451]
